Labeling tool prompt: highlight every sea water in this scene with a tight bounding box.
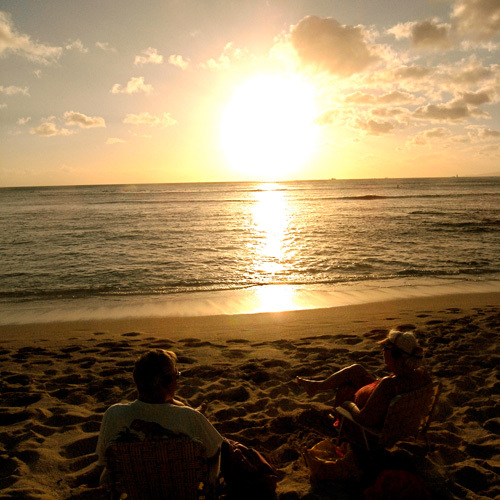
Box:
[1,177,499,323]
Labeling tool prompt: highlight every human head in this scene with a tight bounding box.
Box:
[378,329,424,370]
[133,349,179,402]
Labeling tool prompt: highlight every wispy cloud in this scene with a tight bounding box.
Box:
[0,85,29,96]
[344,91,423,105]
[106,137,126,145]
[199,42,247,70]
[65,39,88,53]
[110,77,153,95]
[407,127,452,146]
[95,41,117,52]
[0,11,62,64]
[134,47,163,65]
[123,112,177,128]
[168,54,190,70]
[30,122,74,137]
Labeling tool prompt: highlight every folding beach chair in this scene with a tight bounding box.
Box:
[105,432,216,500]
[335,382,441,451]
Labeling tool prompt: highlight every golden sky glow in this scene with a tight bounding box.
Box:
[1,0,500,186]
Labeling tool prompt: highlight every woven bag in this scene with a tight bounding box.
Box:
[302,439,362,483]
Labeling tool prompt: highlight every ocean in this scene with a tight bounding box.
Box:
[1,177,499,324]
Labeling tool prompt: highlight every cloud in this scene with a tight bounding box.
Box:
[30,122,73,137]
[344,91,422,105]
[357,118,395,135]
[65,39,88,53]
[476,126,500,138]
[394,65,434,80]
[17,117,31,125]
[389,20,452,50]
[413,100,488,122]
[412,20,452,49]
[0,11,62,64]
[106,137,126,145]
[289,16,379,76]
[456,89,492,105]
[168,54,190,70]
[63,111,106,128]
[134,47,163,65]
[371,107,411,119]
[96,41,117,52]
[111,77,153,95]
[199,42,247,70]
[314,108,339,126]
[451,0,500,41]
[449,59,498,85]
[0,85,29,96]
[408,127,452,146]
[123,112,177,128]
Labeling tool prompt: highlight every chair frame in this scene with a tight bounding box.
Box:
[105,433,216,500]
[335,382,441,451]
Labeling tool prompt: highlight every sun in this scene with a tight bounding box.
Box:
[220,74,318,179]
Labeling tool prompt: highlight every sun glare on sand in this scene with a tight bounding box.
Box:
[221,74,318,179]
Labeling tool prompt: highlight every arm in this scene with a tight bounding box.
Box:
[341,377,397,428]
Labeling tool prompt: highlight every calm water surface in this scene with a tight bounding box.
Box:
[1,177,499,322]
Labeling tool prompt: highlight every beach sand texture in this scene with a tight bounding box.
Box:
[1,292,499,499]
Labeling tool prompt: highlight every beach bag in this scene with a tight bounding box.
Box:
[302,439,362,483]
[364,469,431,500]
[220,438,277,500]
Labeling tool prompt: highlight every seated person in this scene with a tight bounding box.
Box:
[297,329,431,428]
[96,349,224,484]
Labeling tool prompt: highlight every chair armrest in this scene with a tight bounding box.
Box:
[334,407,381,438]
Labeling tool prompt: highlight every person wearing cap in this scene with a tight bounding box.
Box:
[296,329,431,428]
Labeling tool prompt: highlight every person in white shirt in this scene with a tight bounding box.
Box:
[96,349,224,483]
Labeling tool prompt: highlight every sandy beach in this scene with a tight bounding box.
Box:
[1,291,499,499]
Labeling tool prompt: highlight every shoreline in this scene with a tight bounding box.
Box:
[1,290,499,344]
[1,278,499,329]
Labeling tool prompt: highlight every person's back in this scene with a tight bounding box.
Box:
[96,349,223,483]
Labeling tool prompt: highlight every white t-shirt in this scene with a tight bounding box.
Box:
[96,400,224,466]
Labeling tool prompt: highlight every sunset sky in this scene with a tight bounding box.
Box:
[1,0,500,187]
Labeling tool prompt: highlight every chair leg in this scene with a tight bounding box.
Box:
[361,429,370,451]
[336,418,345,446]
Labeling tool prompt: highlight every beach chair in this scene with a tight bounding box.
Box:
[335,382,441,451]
[105,432,216,500]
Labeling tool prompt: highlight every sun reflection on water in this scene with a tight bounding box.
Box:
[252,184,288,276]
